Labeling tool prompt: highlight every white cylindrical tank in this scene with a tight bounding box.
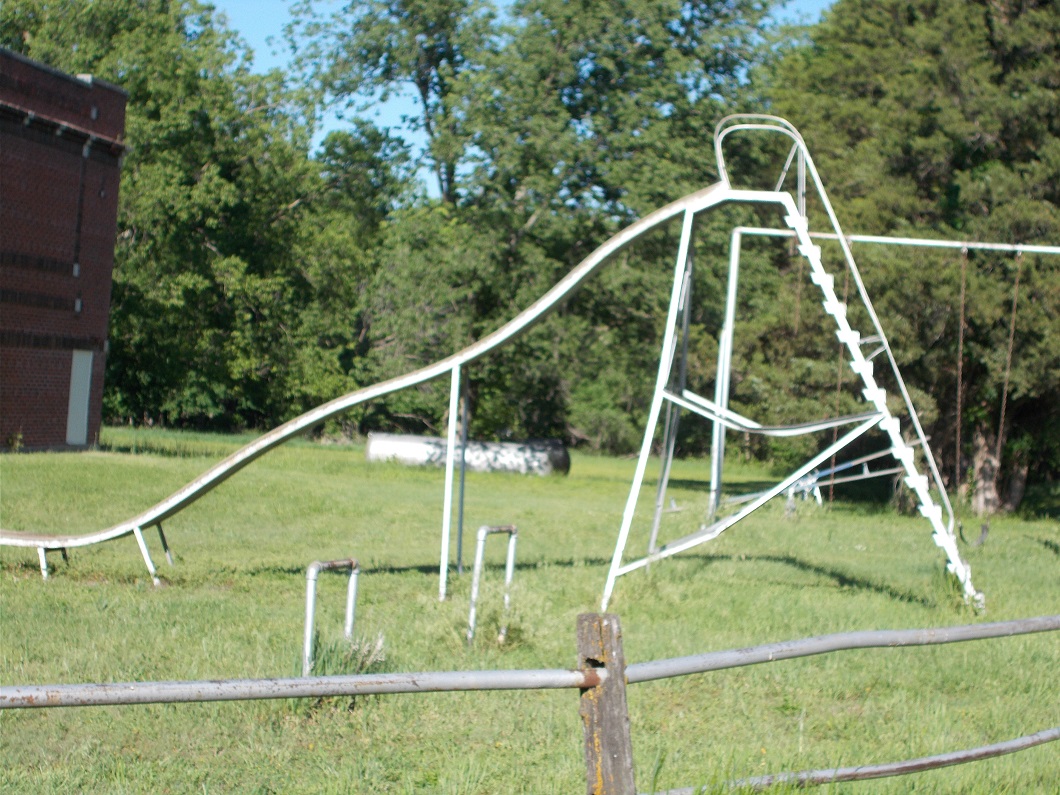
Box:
[365,433,569,475]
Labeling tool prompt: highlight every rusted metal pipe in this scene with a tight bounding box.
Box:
[0,668,606,709]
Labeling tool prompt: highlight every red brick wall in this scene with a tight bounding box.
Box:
[0,48,126,450]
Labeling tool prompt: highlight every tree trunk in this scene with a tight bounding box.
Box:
[971,423,1001,516]
[1002,456,1029,513]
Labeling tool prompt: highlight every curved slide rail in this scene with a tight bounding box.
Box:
[0,182,734,571]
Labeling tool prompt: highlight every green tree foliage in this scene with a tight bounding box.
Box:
[288,0,497,204]
[766,0,1060,506]
[2,1,407,430]
[289,0,778,448]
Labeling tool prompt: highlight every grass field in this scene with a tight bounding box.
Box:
[1,426,1057,793]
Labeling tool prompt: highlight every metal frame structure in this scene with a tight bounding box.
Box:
[718,227,1060,507]
[602,115,996,610]
[6,115,1058,609]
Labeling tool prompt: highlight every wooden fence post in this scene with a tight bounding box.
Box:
[578,613,635,795]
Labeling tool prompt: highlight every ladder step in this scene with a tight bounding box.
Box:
[904,474,929,492]
[822,300,847,318]
[810,270,834,290]
[836,328,861,346]
[784,214,809,233]
[919,503,943,523]
[879,416,901,435]
[891,446,916,468]
[797,243,822,262]
[862,385,887,405]
[849,359,873,378]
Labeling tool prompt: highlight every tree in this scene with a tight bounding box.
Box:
[2,1,409,431]
[288,0,781,450]
[766,0,1060,510]
[285,123,412,424]
[288,0,496,203]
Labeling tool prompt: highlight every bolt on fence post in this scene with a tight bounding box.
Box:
[577,613,635,795]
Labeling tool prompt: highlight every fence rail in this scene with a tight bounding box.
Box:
[0,668,600,709]
[2,614,1057,794]
[626,614,1060,683]
[717,726,1060,794]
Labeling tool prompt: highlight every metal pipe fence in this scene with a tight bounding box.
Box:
[2,614,1057,794]
[715,726,1060,793]
[626,614,1060,683]
[0,668,601,709]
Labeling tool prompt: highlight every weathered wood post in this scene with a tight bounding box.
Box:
[578,613,635,795]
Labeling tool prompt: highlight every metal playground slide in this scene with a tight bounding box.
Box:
[1,116,988,607]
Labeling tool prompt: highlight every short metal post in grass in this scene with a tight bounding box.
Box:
[466,525,517,644]
[578,613,635,795]
[303,558,360,676]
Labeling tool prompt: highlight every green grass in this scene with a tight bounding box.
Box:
[1,427,1057,793]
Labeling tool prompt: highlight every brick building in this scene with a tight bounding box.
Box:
[1,48,127,450]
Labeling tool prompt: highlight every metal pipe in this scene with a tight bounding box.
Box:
[343,565,360,641]
[626,615,1060,684]
[456,378,469,574]
[0,667,604,709]
[602,208,698,611]
[440,366,461,601]
[467,525,518,643]
[724,726,1060,792]
[730,225,1060,255]
[709,228,743,519]
[303,558,359,676]
[303,565,320,677]
[649,254,694,554]
[131,525,160,587]
[500,530,518,643]
[6,616,1053,710]
[156,523,173,566]
[668,390,880,437]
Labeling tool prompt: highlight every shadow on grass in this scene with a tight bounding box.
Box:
[666,478,777,495]
[1034,536,1060,557]
[98,440,231,459]
[1020,482,1060,520]
[246,552,932,608]
[335,557,616,577]
[617,550,933,607]
[749,552,934,607]
[245,558,614,579]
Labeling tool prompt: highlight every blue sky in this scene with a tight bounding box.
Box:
[211,0,834,167]
[216,0,835,74]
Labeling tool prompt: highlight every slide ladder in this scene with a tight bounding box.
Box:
[601,115,982,610]
[786,211,978,605]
